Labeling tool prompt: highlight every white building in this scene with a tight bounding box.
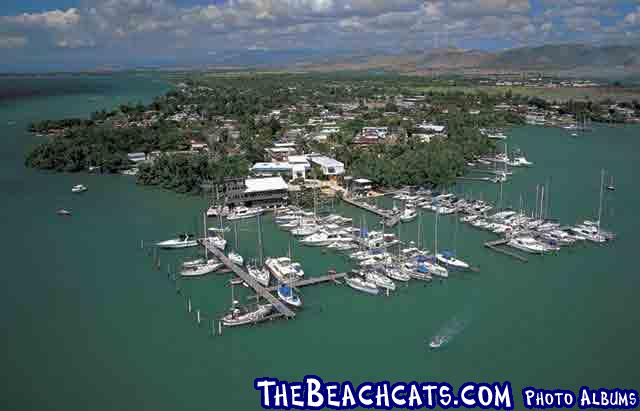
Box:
[308,156,345,177]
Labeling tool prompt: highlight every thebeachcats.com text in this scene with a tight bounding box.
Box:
[254,376,639,410]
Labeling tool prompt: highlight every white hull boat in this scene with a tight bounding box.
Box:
[157,234,198,249]
[228,251,244,266]
[345,276,379,295]
[436,253,470,270]
[222,304,272,327]
[247,266,270,287]
[180,260,223,277]
[226,206,264,221]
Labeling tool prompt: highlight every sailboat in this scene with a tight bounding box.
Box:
[427,210,449,278]
[228,222,244,266]
[436,211,470,270]
[246,214,270,287]
[180,213,223,276]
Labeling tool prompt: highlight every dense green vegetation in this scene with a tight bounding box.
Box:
[32,71,631,193]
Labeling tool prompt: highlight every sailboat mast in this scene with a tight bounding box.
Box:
[434,210,439,256]
[203,212,208,260]
[598,169,605,232]
[257,214,263,266]
[540,186,545,220]
[234,222,239,250]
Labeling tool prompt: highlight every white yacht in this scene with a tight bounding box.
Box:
[277,285,303,308]
[180,259,223,277]
[436,251,470,270]
[365,271,396,291]
[246,265,270,287]
[403,262,432,281]
[300,230,352,246]
[206,205,229,217]
[424,261,449,278]
[228,251,244,266]
[569,224,606,243]
[71,184,87,193]
[265,257,305,283]
[383,266,411,282]
[508,237,548,254]
[206,236,227,250]
[327,242,357,251]
[345,276,379,295]
[400,208,418,222]
[222,304,272,327]
[226,206,264,221]
[291,224,320,237]
[157,234,198,249]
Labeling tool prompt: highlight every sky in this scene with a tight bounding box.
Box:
[1,0,639,72]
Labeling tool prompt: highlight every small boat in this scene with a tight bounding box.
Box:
[400,208,417,222]
[180,259,223,277]
[364,270,396,291]
[507,237,548,254]
[222,304,272,327]
[57,209,72,216]
[277,285,303,307]
[207,205,229,217]
[383,266,411,282]
[228,251,244,266]
[436,251,470,270]
[71,184,87,193]
[429,335,448,349]
[265,257,305,283]
[157,234,198,249]
[206,236,227,250]
[345,275,379,295]
[606,176,615,191]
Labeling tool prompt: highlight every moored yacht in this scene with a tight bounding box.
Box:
[400,207,418,222]
[265,257,305,283]
[277,285,303,307]
[436,251,470,270]
[180,259,223,277]
[71,184,87,193]
[508,236,548,254]
[345,275,379,295]
[246,265,270,287]
[228,251,244,266]
[222,304,272,327]
[157,234,198,249]
[226,206,264,221]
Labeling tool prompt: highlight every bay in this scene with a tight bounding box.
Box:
[1,74,638,411]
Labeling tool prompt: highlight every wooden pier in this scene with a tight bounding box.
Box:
[199,240,296,318]
[262,272,348,292]
[342,196,401,227]
[484,239,528,262]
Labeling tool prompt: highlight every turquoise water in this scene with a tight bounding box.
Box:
[2,75,639,411]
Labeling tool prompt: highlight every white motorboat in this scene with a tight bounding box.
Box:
[508,237,548,253]
[277,285,303,307]
[383,266,411,282]
[206,236,227,250]
[228,251,244,266]
[222,304,272,327]
[180,259,223,277]
[429,335,448,349]
[157,234,198,249]
[327,242,357,251]
[345,276,379,295]
[568,225,606,243]
[247,265,270,287]
[291,224,320,237]
[265,257,305,283]
[424,261,449,278]
[364,270,395,291]
[400,208,418,222]
[436,251,470,270]
[71,184,87,193]
[206,205,229,217]
[300,230,352,246]
[226,206,264,221]
[403,262,432,281]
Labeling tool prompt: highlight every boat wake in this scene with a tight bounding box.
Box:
[429,314,471,348]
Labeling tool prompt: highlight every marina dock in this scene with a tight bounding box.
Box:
[342,196,401,227]
[484,239,528,262]
[199,240,296,318]
[262,272,348,292]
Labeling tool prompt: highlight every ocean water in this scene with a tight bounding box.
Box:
[1,75,639,411]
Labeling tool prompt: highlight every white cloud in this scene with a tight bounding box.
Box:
[4,8,80,29]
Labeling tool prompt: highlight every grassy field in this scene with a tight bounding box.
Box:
[412,84,640,102]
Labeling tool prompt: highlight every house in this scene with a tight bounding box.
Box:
[251,156,310,180]
[416,123,445,133]
[190,140,208,151]
[127,152,147,163]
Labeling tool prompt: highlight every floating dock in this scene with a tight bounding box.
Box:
[199,240,296,318]
[342,196,401,227]
[484,239,528,262]
[262,272,348,292]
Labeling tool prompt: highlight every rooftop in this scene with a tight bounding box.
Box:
[309,156,344,168]
[245,176,289,193]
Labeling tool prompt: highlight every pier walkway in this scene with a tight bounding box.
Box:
[199,240,296,318]
[263,272,348,292]
[342,196,401,227]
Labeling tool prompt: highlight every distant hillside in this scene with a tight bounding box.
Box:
[295,44,640,78]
